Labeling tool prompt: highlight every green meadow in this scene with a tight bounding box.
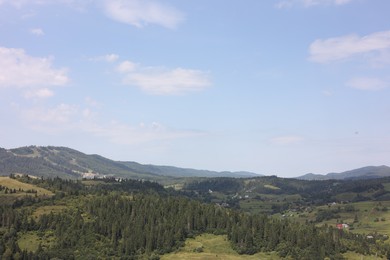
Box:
[161,234,281,260]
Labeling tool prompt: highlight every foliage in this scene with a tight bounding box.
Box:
[183,176,390,214]
[1,176,389,259]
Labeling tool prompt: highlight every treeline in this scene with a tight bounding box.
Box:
[2,193,390,259]
[1,176,390,259]
[15,175,166,196]
[0,185,37,194]
[184,176,390,204]
[184,177,243,194]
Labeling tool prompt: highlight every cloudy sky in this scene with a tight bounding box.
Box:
[1,0,389,177]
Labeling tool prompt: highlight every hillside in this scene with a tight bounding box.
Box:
[2,175,389,259]
[119,161,259,178]
[297,165,390,180]
[0,146,259,181]
[183,175,390,214]
[0,146,160,180]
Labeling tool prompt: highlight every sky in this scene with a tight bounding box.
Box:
[1,0,390,177]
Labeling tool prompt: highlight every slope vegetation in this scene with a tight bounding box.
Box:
[0,146,258,181]
[298,166,390,180]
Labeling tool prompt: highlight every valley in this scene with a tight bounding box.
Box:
[1,174,390,259]
[1,146,390,259]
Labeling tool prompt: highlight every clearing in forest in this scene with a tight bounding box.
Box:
[161,233,281,260]
[0,176,53,197]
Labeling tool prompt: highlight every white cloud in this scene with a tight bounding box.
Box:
[84,96,99,107]
[30,28,44,36]
[271,135,304,145]
[23,103,79,127]
[104,54,119,62]
[117,61,211,95]
[0,0,93,9]
[90,54,119,63]
[0,0,52,8]
[309,30,390,63]
[117,60,137,73]
[24,88,54,99]
[124,68,211,95]
[275,1,293,8]
[0,46,69,88]
[303,0,353,6]
[1,0,184,29]
[87,121,203,145]
[102,0,184,29]
[0,0,28,8]
[20,102,203,144]
[334,0,353,4]
[276,0,353,8]
[346,77,388,91]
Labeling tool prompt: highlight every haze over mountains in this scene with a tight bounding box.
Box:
[0,146,259,181]
[297,165,390,180]
[0,146,389,181]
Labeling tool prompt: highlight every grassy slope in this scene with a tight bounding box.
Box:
[0,177,53,196]
[18,232,41,252]
[161,234,281,260]
[31,205,68,220]
[283,200,390,238]
[343,252,386,259]
[3,146,255,182]
[0,176,64,252]
[4,176,387,259]
[160,233,384,260]
[18,231,56,253]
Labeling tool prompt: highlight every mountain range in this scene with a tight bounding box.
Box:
[1,146,389,181]
[0,146,259,181]
[297,165,390,180]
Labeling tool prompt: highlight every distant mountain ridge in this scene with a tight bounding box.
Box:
[297,165,390,180]
[0,146,259,180]
[2,146,387,181]
[119,161,258,178]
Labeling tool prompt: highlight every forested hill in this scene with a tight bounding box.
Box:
[297,165,390,180]
[119,161,259,178]
[0,146,258,180]
[2,175,390,259]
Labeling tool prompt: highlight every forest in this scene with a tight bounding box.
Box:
[1,175,390,259]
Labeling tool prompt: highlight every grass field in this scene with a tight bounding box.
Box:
[350,201,390,235]
[18,230,56,253]
[161,234,281,260]
[342,252,386,259]
[160,233,387,260]
[383,183,390,192]
[32,205,68,219]
[285,200,390,239]
[263,184,280,190]
[0,177,53,197]
[239,199,274,214]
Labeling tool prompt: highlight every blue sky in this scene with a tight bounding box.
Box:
[1,0,389,177]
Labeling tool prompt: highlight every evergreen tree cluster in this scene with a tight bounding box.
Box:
[1,176,390,259]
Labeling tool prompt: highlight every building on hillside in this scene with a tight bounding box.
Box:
[336,223,349,230]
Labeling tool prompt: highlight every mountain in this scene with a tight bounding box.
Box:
[119,161,259,178]
[0,146,259,181]
[297,165,390,180]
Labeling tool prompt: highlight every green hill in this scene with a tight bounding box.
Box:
[0,146,259,181]
[119,161,259,178]
[183,175,390,214]
[298,166,390,180]
[2,175,389,259]
[0,146,160,180]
